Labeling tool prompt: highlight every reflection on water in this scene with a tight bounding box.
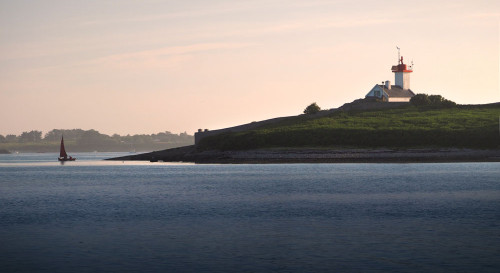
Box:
[0,154,499,272]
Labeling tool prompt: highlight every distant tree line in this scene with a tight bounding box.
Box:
[0,129,194,152]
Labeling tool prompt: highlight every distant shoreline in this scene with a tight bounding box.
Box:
[107,146,500,164]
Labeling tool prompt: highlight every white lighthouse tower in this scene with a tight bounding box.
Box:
[391,56,413,90]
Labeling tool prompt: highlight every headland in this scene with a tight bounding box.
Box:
[107,101,500,163]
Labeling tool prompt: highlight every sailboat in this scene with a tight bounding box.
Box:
[58,136,76,161]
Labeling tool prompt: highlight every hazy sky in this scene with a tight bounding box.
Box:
[1,0,499,136]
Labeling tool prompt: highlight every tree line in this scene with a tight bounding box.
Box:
[0,129,194,152]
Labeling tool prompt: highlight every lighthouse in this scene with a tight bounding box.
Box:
[364,49,415,102]
[392,56,413,90]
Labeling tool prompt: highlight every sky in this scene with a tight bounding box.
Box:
[1,0,499,136]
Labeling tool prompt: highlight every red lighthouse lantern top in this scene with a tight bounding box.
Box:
[391,56,413,73]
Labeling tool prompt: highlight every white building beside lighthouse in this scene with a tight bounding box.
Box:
[365,54,415,102]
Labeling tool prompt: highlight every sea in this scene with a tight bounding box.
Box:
[0,152,499,273]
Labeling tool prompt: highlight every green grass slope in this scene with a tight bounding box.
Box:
[198,104,500,150]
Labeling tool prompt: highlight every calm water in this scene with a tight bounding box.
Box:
[0,153,499,272]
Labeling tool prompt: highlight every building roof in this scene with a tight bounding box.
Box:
[378,85,415,98]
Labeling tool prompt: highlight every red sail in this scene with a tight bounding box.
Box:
[60,136,68,158]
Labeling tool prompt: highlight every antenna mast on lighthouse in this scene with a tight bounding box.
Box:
[396,46,400,63]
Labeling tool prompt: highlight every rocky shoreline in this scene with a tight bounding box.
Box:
[106,146,500,164]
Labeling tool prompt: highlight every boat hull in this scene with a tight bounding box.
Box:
[58,157,76,162]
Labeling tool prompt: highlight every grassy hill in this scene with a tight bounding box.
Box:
[197,104,500,150]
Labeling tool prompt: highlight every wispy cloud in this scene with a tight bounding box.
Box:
[224,17,394,38]
[101,42,254,61]
[77,1,271,27]
[87,42,256,69]
[467,12,500,18]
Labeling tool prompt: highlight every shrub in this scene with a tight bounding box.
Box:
[428,95,444,104]
[411,93,456,108]
[304,103,321,114]
[441,99,457,108]
[410,94,431,106]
